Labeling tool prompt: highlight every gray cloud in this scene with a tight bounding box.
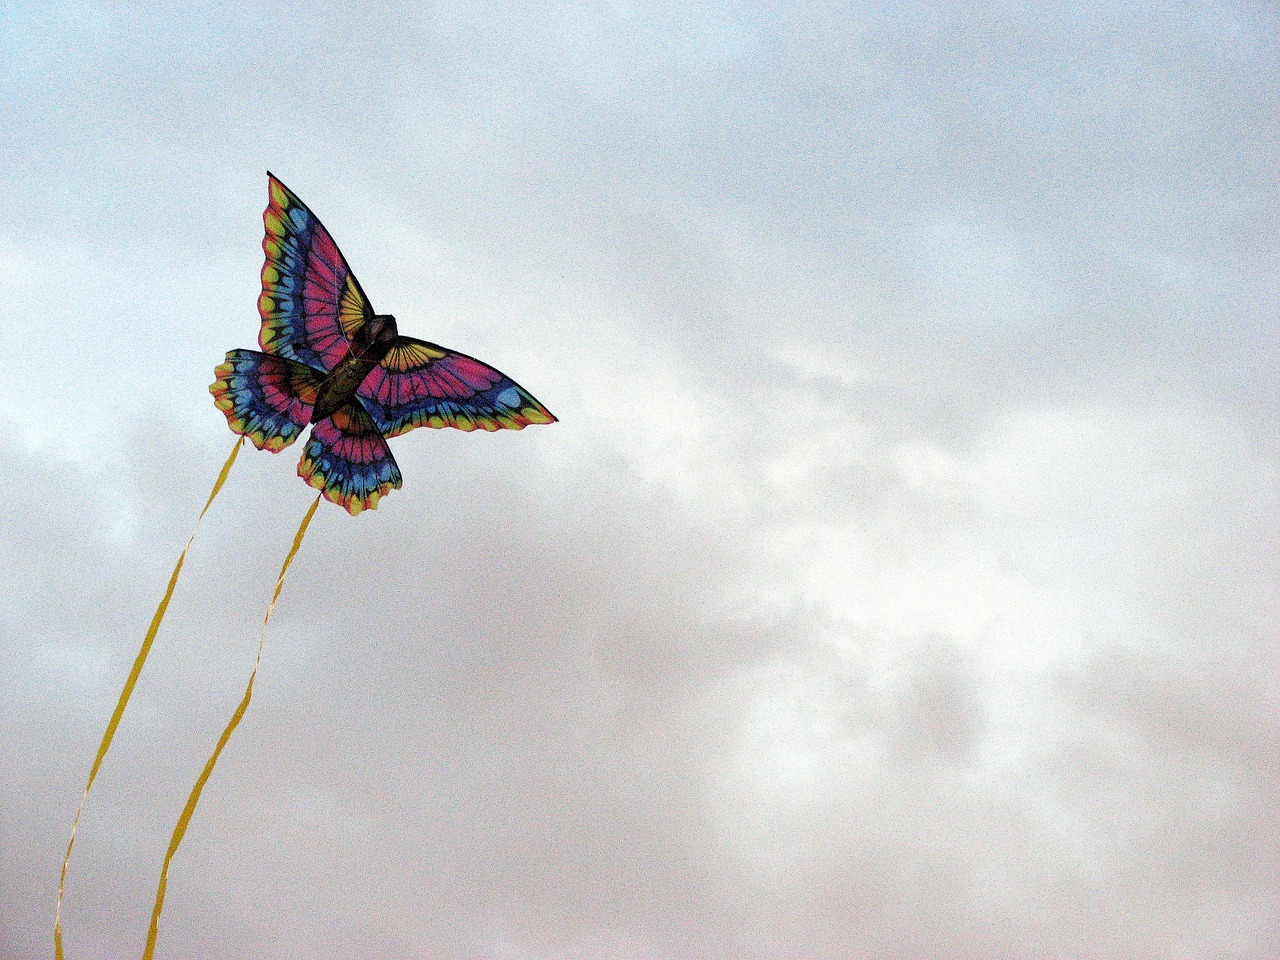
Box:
[3,2,1277,958]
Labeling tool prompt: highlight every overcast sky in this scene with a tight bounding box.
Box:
[2,2,1278,958]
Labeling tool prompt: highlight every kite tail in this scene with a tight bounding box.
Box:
[142,493,321,960]
[55,437,243,960]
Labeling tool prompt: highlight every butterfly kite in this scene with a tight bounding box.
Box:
[214,173,556,512]
[56,175,555,959]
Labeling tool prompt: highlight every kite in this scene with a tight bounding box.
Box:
[213,174,556,513]
[55,174,556,959]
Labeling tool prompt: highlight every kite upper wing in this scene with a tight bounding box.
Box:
[258,173,372,372]
[356,337,557,438]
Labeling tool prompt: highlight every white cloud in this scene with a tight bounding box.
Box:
[3,2,1277,958]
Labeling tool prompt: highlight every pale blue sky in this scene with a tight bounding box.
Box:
[2,3,1277,958]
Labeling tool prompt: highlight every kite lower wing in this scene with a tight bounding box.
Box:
[211,350,323,452]
[297,401,402,514]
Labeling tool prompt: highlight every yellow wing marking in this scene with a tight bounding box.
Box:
[339,275,368,339]
[383,340,447,372]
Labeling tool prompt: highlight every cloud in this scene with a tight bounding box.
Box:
[2,2,1277,958]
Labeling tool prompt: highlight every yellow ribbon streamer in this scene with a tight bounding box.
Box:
[142,493,321,960]
[55,437,243,960]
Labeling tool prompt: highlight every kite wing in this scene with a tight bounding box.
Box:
[258,173,372,372]
[297,401,402,515]
[356,336,556,438]
[211,350,324,452]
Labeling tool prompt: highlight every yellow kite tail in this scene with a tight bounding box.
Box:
[55,437,242,960]
[142,493,321,960]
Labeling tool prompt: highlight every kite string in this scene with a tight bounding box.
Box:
[142,492,321,960]
[55,437,243,960]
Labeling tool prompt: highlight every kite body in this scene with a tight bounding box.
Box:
[212,174,556,514]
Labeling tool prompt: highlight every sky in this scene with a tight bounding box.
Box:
[1,1,1277,958]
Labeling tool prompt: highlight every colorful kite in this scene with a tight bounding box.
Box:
[214,173,556,513]
[56,174,556,958]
